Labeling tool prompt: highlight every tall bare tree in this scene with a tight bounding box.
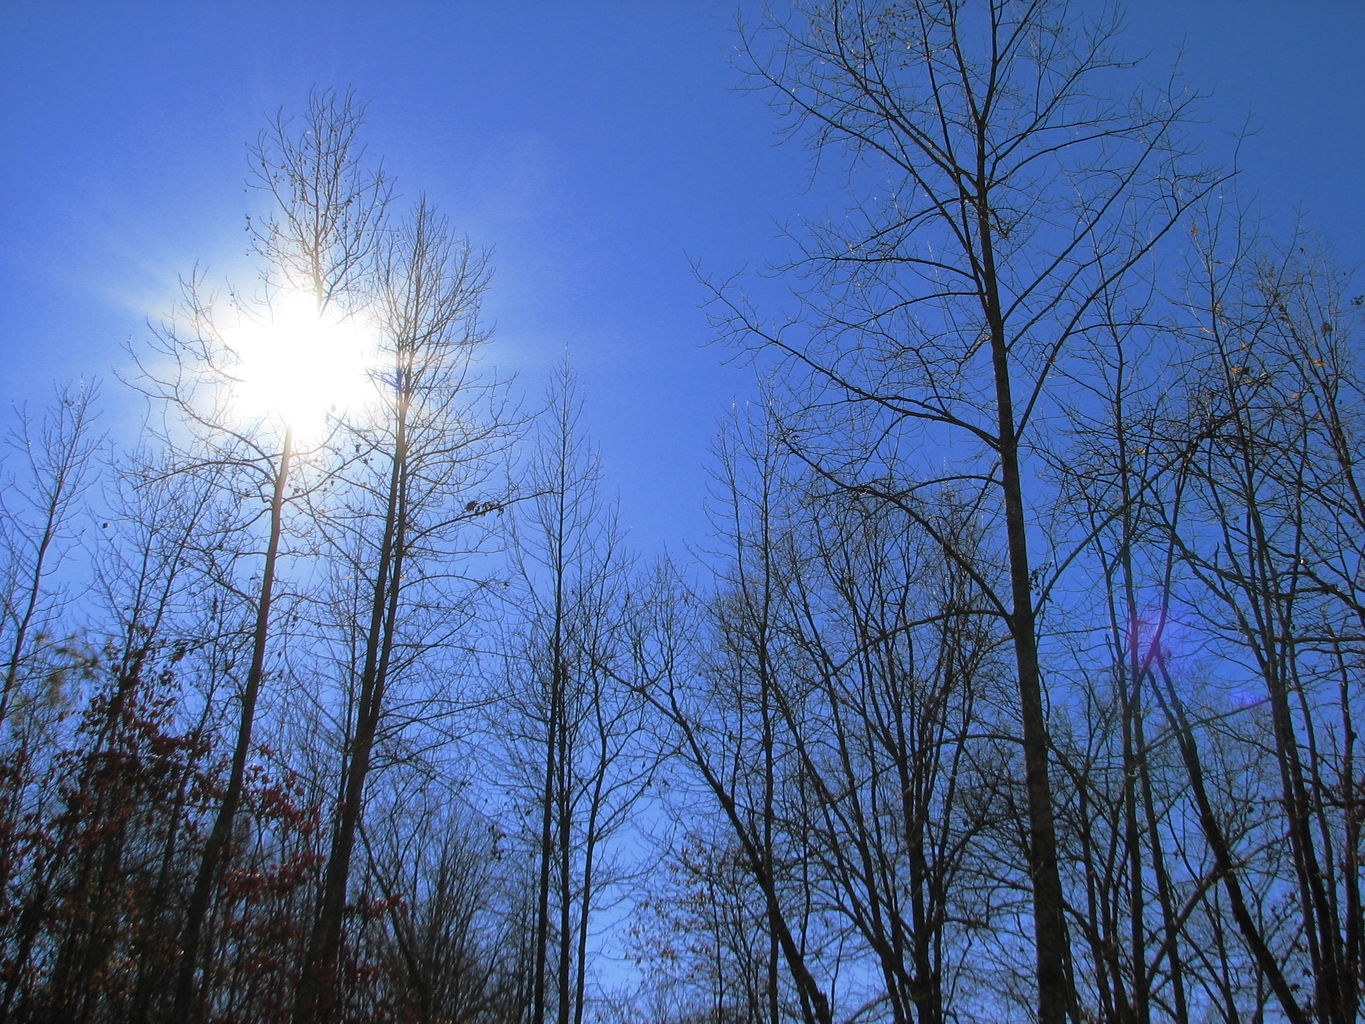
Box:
[503,364,650,1024]
[294,196,508,1022]
[714,4,1216,1018]
[131,88,390,1021]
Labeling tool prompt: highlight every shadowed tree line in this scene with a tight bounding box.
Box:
[0,4,1360,1022]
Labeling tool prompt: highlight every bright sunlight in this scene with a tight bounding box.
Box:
[221,289,378,439]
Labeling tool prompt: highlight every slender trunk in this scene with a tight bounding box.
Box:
[905,776,940,1024]
[556,702,572,1024]
[1120,664,1146,1024]
[757,509,781,1024]
[294,416,409,1023]
[570,782,598,1024]
[1114,431,1149,1024]
[975,190,1074,1024]
[531,687,556,1024]
[572,666,616,1024]
[173,428,293,1022]
[535,465,570,1024]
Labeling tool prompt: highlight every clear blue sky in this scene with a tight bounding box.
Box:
[2,0,1360,557]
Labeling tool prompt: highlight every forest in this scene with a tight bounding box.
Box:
[0,1,1360,1022]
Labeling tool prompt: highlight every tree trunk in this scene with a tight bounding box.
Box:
[174,428,293,1022]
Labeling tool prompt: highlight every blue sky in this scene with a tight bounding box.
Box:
[1,0,1361,557]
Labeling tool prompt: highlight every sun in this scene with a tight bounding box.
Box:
[221,289,377,439]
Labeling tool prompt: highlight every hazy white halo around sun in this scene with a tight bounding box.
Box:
[221,289,379,440]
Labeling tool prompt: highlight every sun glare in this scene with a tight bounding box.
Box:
[221,290,377,439]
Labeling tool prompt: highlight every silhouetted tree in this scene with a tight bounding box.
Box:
[714,3,1216,1018]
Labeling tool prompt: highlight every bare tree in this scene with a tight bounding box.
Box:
[128,88,390,1021]
[501,364,651,1024]
[636,409,841,1024]
[713,4,1216,1019]
[0,382,101,736]
[649,401,1012,1024]
[293,196,509,1021]
[1147,219,1364,1024]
